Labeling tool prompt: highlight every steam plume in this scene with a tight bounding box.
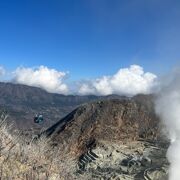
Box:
[155,70,180,180]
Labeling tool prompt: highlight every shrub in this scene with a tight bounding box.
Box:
[0,110,78,180]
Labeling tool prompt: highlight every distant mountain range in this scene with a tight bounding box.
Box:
[0,82,127,129]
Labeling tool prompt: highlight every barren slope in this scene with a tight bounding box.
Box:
[45,96,163,155]
[44,97,169,179]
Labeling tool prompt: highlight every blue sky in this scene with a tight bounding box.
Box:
[0,0,180,80]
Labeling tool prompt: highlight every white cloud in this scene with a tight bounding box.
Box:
[0,66,5,76]
[8,64,157,96]
[78,65,157,96]
[13,66,69,94]
[78,84,96,95]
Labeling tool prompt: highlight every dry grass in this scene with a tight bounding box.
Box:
[0,110,79,180]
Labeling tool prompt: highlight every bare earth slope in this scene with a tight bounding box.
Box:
[45,97,161,154]
[45,97,169,179]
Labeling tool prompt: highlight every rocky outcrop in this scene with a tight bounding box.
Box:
[43,96,169,179]
[77,140,169,179]
[45,97,164,155]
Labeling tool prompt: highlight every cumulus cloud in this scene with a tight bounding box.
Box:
[78,65,157,96]
[4,64,157,96]
[13,66,69,94]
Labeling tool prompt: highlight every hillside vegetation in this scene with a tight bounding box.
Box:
[0,110,79,180]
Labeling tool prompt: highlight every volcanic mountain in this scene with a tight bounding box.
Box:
[44,97,168,179]
[45,96,162,154]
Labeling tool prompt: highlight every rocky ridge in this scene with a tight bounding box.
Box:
[44,97,169,179]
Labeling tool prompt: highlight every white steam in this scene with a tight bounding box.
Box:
[155,71,180,180]
[79,65,157,96]
[13,66,69,94]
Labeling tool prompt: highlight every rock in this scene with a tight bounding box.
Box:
[45,98,162,156]
[43,97,169,179]
[144,167,168,180]
[76,140,169,179]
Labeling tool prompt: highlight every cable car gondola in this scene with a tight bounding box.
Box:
[34,114,44,124]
